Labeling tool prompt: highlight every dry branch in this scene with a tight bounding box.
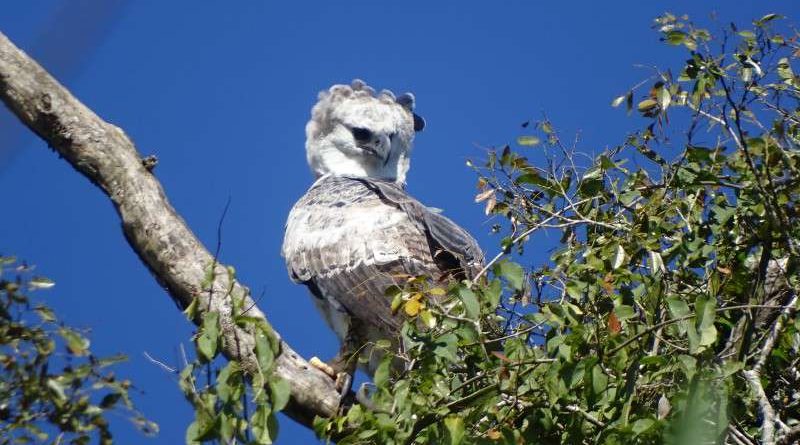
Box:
[0,31,339,427]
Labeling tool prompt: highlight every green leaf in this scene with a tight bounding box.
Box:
[777,57,794,80]
[250,404,274,444]
[591,364,609,399]
[254,331,275,373]
[269,378,291,412]
[565,280,585,300]
[516,172,549,187]
[755,13,782,25]
[420,309,437,329]
[656,87,671,111]
[456,286,479,318]
[433,333,459,363]
[444,416,466,445]
[667,297,691,335]
[677,355,697,380]
[632,418,656,436]
[517,135,541,146]
[738,30,756,40]
[34,305,56,322]
[46,378,67,401]
[197,312,220,362]
[582,166,602,180]
[614,305,635,320]
[185,420,201,445]
[373,357,391,387]
[695,295,717,347]
[665,30,687,45]
[28,276,55,290]
[59,327,90,356]
[496,261,525,291]
[218,413,234,442]
[216,361,241,403]
[100,393,122,409]
[483,279,502,308]
[667,297,690,318]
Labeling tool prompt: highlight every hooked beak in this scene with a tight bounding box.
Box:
[357,133,392,165]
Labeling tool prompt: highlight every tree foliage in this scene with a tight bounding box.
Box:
[0,257,156,444]
[179,265,289,444]
[312,12,800,445]
[6,10,798,445]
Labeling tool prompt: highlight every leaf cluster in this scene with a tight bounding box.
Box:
[0,257,156,444]
[180,264,289,444]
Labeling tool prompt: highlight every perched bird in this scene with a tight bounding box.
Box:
[282,80,483,392]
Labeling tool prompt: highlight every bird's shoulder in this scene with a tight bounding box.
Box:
[291,175,408,208]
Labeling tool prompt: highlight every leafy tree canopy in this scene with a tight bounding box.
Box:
[308,12,800,445]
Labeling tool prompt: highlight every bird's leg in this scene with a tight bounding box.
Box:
[330,318,364,401]
[309,319,362,404]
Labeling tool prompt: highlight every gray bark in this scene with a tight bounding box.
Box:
[0,31,339,427]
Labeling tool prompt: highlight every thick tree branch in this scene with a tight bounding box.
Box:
[0,31,339,427]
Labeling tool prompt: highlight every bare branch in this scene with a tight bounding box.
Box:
[0,31,339,427]
[743,369,777,445]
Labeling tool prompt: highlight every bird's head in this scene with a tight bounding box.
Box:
[305,79,425,185]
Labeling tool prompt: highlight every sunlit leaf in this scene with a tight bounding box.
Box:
[28,276,55,290]
[517,135,541,146]
[444,416,465,445]
[457,287,479,318]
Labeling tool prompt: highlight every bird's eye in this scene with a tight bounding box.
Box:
[351,127,372,142]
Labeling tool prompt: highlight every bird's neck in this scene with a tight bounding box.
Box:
[308,146,409,185]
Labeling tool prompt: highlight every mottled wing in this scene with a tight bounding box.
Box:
[356,178,484,278]
[282,176,432,341]
[282,176,484,348]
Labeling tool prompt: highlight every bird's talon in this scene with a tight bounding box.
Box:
[335,372,353,399]
[309,356,336,379]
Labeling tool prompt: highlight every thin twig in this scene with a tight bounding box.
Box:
[142,351,177,373]
[565,404,606,428]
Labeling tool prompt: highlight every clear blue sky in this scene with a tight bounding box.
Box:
[1,1,795,443]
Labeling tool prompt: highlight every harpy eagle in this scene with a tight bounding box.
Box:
[282,80,483,388]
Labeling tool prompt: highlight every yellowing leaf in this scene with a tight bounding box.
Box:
[404,298,421,317]
[428,287,446,296]
[638,98,658,112]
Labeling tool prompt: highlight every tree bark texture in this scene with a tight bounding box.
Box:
[0,31,339,427]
